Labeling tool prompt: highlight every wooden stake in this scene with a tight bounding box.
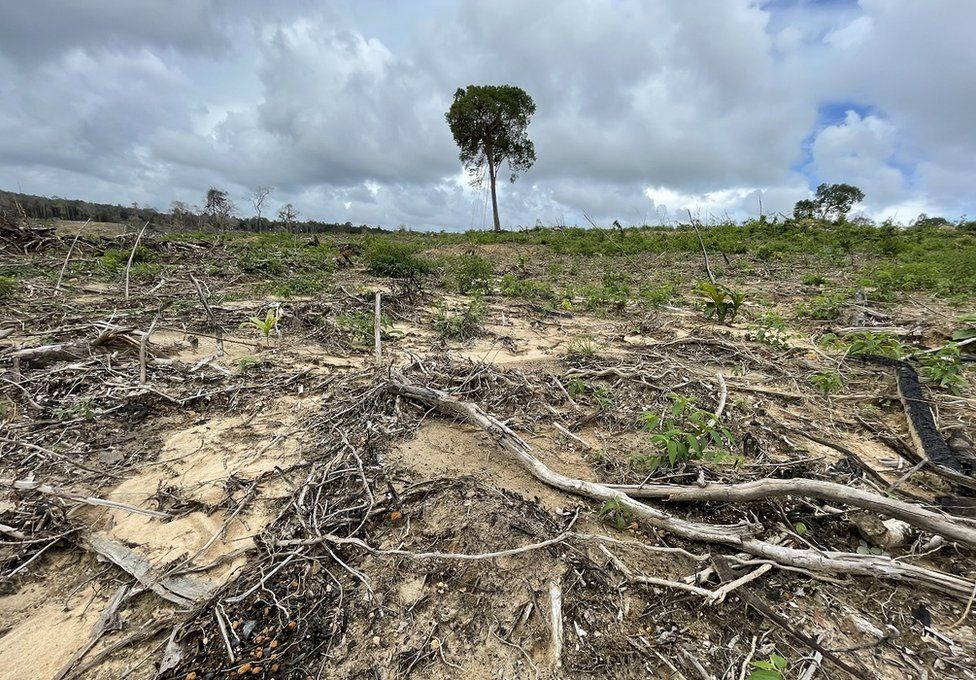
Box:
[374,291,382,361]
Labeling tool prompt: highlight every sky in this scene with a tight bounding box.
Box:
[1,0,974,230]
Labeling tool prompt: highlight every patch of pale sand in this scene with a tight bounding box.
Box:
[150,329,257,364]
[0,554,121,680]
[0,586,107,680]
[389,421,594,512]
[283,342,363,374]
[90,396,311,587]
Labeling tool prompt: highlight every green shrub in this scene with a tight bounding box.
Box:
[809,370,843,395]
[446,253,493,293]
[917,343,967,393]
[844,331,906,359]
[748,313,791,349]
[802,273,827,286]
[638,282,677,307]
[364,238,433,282]
[951,313,976,343]
[99,245,156,271]
[696,282,745,324]
[434,296,486,340]
[633,394,733,472]
[271,274,331,298]
[337,310,394,346]
[795,291,848,320]
[499,273,553,300]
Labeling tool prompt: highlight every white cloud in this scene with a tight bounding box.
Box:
[0,0,974,228]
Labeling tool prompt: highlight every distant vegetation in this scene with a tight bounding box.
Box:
[0,189,384,235]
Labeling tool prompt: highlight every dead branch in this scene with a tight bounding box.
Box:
[124,219,150,300]
[55,223,86,293]
[606,477,976,549]
[2,478,169,518]
[389,377,976,598]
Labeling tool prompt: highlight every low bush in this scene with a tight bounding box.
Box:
[364,238,433,283]
[446,253,493,293]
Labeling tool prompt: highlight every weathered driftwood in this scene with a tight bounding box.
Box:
[5,326,138,367]
[605,477,976,549]
[79,533,213,607]
[389,378,976,598]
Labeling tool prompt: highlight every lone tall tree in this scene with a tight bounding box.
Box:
[446,85,536,232]
[793,183,865,221]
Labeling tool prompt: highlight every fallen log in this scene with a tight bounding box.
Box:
[605,477,976,549]
[389,378,976,599]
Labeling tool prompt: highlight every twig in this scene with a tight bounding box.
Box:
[2,478,169,518]
[55,223,86,293]
[606,476,976,549]
[139,316,159,385]
[389,378,976,598]
[688,209,715,285]
[948,579,976,630]
[124,220,150,300]
[189,274,224,356]
[712,555,864,678]
[553,422,591,449]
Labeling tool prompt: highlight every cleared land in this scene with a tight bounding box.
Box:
[1,217,975,679]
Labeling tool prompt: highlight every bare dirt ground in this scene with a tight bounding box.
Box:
[2,222,975,679]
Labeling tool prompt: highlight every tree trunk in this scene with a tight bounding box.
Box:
[488,157,501,232]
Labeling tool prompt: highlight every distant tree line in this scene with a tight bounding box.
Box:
[0,189,384,235]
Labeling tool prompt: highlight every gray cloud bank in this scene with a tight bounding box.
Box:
[1,0,974,229]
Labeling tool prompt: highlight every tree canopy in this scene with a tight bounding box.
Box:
[445,84,536,231]
[794,183,865,221]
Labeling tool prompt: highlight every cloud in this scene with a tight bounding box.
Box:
[0,0,974,228]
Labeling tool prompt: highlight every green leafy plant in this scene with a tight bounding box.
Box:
[434,296,486,341]
[856,539,888,557]
[638,282,677,307]
[563,378,614,410]
[55,397,96,422]
[499,273,552,300]
[271,274,331,298]
[567,334,600,358]
[241,309,279,343]
[748,313,791,349]
[696,282,745,324]
[446,253,494,293]
[598,498,633,531]
[635,395,733,471]
[237,355,263,372]
[845,330,906,359]
[747,653,788,680]
[794,291,848,320]
[952,313,976,342]
[337,310,395,346]
[809,370,843,396]
[917,343,967,393]
[802,272,827,286]
[363,238,433,286]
